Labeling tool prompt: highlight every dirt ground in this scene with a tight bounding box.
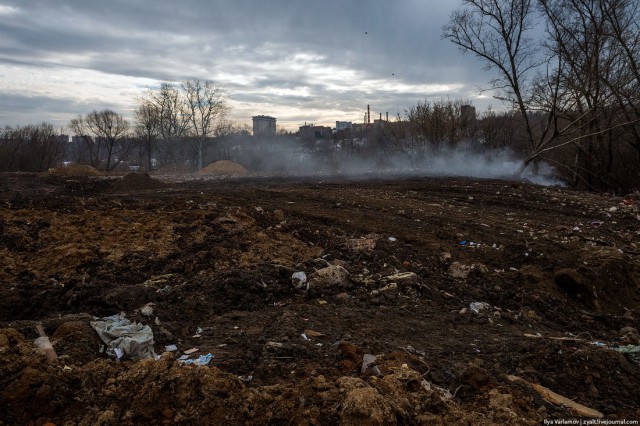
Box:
[0,171,639,425]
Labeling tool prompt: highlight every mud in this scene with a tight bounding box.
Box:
[0,172,639,425]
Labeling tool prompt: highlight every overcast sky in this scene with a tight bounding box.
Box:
[0,0,499,131]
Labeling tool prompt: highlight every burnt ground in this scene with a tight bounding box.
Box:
[0,171,639,425]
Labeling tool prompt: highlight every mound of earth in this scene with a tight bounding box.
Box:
[46,164,102,177]
[198,160,249,175]
[110,172,166,192]
[0,173,639,424]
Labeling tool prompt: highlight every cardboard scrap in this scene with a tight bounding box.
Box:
[507,375,603,418]
[304,329,325,338]
[183,348,199,355]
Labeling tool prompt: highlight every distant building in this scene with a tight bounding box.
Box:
[299,124,332,141]
[252,115,277,137]
[336,121,352,131]
[461,105,476,127]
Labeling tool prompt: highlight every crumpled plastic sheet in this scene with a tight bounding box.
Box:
[180,353,213,366]
[613,345,640,364]
[90,314,158,361]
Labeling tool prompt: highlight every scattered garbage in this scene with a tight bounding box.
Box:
[388,236,397,242]
[90,314,158,361]
[361,353,381,376]
[382,272,417,285]
[140,303,154,317]
[448,262,488,279]
[612,345,640,364]
[34,324,57,363]
[180,353,213,366]
[164,344,178,352]
[469,302,491,314]
[291,271,308,290]
[304,329,325,338]
[183,348,199,355]
[307,265,349,290]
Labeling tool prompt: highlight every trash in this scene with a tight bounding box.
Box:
[382,272,417,285]
[301,333,310,341]
[90,314,158,361]
[469,302,491,314]
[612,345,640,364]
[448,262,488,279]
[34,324,58,363]
[304,329,325,338]
[361,353,379,374]
[165,344,178,352]
[345,234,379,252]
[114,347,124,359]
[180,353,213,366]
[266,341,284,348]
[196,327,203,334]
[507,375,603,418]
[140,303,154,317]
[183,348,199,355]
[307,265,349,290]
[291,271,308,290]
[388,236,397,242]
[178,354,189,360]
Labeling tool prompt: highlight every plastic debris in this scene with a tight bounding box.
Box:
[469,302,491,314]
[291,271,308,290]
[165,344,178,352]
[612,345,640,364]
[388,236,397,242]
[140,303,154,317]
[90,314,158,361]
[180,353,213,366]
[34,324,57,363]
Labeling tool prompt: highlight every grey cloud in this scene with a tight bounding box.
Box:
[0,0,499,128]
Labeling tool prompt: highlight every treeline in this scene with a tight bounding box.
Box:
[0,123,66,172]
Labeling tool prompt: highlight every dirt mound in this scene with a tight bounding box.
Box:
[110,172,166,192]
[0,174,639,423]
[198,160,249,175]
[46,164,102,177]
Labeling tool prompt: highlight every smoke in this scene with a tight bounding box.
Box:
[225,139,565,187]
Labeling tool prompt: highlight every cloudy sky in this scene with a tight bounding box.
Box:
[0,0,499,132]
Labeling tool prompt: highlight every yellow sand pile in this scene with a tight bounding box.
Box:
[46,164,103,176]
[198,160,249,175]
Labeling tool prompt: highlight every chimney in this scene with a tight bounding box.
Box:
[379,113,382,121]
[386,112,389,121]
[367,105,371,124]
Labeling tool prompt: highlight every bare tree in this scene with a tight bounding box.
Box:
[135,100,160,171]
[148,83,191,168]
[443,0,540,152]
[0,123,65,172]
[69,109,131,171]
[182,78,228,170]
[69,116,100,168]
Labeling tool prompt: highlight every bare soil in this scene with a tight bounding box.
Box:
[0,171,639,425]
